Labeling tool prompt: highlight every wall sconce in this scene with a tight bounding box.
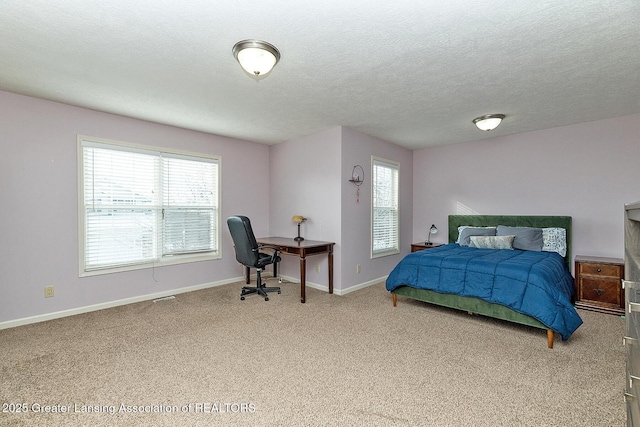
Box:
[232,39,281,79]
[473,114,505,131]
[292,215,307,241]
[348,165,364,203]
[426,224,438,245]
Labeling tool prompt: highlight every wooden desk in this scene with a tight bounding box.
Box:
[254,237,335,303]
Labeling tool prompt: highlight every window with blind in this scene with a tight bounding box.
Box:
[371,157,399,257]
[78,136,220,275]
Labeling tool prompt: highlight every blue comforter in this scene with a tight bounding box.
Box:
[386,244,583,340]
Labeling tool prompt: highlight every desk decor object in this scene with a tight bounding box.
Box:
[348,165,364,203]
[292,215,307,241]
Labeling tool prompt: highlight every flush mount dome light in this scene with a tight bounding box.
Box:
[472,114,506,131]
[232,39,280,78]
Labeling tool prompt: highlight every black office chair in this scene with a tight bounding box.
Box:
[227,215,281,301]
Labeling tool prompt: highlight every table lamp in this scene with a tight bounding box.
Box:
[292,215,307,241]
[426,224,437,245]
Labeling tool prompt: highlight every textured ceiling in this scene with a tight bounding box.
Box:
[1,1,639,149]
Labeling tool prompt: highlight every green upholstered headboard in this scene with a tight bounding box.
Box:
[448,215,572,270]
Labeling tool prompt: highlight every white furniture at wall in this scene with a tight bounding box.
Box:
[624,201,640,426]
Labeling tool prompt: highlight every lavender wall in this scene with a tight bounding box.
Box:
[269,127,343,289]
[340,127,413,289]
[413,113,640,266]
[0,91,270,325]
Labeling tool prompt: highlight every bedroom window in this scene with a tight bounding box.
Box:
[371,157,399,258]
[78,136,220,276]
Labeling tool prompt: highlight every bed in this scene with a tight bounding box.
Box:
[386,215,583,348]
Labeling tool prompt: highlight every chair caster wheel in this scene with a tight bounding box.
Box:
[278,290,281,294]
[265,297,269,301]
[240,296,245,300]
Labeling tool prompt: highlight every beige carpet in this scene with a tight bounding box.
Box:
[0,278,626,426]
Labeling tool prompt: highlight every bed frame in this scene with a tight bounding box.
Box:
[391,215,573,348]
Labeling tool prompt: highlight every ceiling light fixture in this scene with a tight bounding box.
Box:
[232,39,280,79]
[472,114,506,131]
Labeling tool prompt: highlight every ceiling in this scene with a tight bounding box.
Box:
[1,1,639,150]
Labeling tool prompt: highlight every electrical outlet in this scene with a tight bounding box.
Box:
[356,264,361,274]
[315,265,320,273]
[44,286,55,298]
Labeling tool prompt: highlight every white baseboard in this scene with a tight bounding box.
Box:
[0,277,241,330]
[336,276,388,295]
[1,275,388,330]
[275,275,387,296]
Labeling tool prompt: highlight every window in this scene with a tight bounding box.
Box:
[78,136,220,275]
[371,157,399,257]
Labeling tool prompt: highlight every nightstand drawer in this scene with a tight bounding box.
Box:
[579,263,622,278]
[580,278,622,306]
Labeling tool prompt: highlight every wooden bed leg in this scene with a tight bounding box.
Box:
[547,330,554,349]
[392,293,397,307]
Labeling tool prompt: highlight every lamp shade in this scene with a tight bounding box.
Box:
[232,40,280,77]
[473,114,505,131]
[292,215,307,241]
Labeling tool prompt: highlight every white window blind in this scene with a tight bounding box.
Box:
[80,138,219,273]
[162,154,217,256]
[372,157,399,257]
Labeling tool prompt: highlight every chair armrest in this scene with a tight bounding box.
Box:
[257,245,280,261]
[258,244,280,252]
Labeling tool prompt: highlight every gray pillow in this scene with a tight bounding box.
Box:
[496,225,543,251]
[458,227,496,246]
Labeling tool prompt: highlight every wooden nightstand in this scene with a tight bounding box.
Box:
[411,242,444,252]
[574,255,625,315]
